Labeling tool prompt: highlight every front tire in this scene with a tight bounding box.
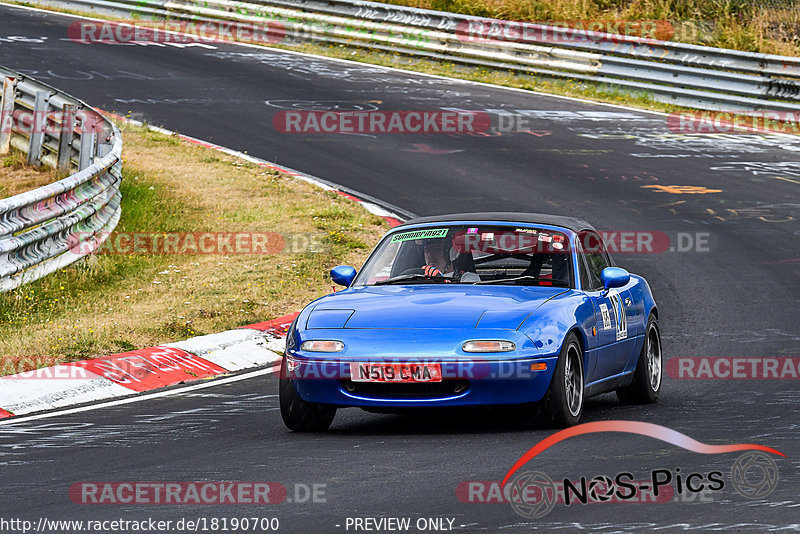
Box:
[617,315,662,404]
[279,359,336,432]
[539,333,584,427]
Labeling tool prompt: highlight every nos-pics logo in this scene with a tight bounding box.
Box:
[501,421,784,519]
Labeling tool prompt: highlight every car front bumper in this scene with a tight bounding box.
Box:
[284,354,559,408]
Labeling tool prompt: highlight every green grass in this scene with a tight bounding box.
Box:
[0,170,196,362]
[0,124,387,372]
[2,151,25,168]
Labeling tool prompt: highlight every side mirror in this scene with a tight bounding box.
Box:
[330,265,357,287]
[601,267,630,291]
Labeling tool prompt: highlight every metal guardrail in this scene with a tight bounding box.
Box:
[0,66,122,292]
[29,0,800,111]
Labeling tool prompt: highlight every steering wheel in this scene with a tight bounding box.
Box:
[399,267,424,276]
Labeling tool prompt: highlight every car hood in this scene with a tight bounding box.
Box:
[306,285,567,330]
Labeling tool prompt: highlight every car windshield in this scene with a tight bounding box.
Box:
[353,224,573,287]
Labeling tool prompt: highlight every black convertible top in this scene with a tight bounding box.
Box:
[399,212,597,233]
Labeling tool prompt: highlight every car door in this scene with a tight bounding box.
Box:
[578,233,638,382]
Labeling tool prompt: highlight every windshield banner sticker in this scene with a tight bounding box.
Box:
[390,228,449,243]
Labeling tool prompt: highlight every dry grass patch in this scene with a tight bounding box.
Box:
[385,0,800,56]
[0,124,388,374]
[0,148,60,198]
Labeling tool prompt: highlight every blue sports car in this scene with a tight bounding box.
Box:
[279,213,662,431]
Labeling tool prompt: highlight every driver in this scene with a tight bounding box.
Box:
[421,237,480,282]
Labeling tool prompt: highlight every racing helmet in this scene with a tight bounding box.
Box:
[417,235,457,263]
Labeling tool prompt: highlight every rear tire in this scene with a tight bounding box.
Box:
[279,359,336,432]
[617,315,662,404]
[539,333,584,427]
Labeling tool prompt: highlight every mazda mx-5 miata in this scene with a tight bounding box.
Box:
[279,213,662,431]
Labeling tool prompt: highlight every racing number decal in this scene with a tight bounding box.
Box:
[608,291,628,341]
[599,303,611,330]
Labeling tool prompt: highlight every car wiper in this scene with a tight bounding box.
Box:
[374,274,453,285]
[475,276,569,287]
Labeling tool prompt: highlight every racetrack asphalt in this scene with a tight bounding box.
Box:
[1,5,799,531]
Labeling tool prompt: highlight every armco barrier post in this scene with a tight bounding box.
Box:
[26,90,49,167]
[0,76,15,155]
[78,112,96,171]
[57,103,77,172]
[95,119,114,159]
[79,131,96,169]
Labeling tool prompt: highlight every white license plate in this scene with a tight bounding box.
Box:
[349,362,443,383]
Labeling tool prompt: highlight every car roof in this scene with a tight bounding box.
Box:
[398,212,597,233]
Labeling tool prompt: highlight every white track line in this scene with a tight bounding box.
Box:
[0,0,791,423]
[0,0,672,117]
[12,0,800,139]
[0,365,279,426]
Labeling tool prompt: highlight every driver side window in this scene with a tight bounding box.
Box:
[581,232,611,290]
[577,244,592,290]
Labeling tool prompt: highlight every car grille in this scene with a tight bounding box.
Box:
[340,380,470,399]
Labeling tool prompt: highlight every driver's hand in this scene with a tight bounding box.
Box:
[423,265,443,277]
